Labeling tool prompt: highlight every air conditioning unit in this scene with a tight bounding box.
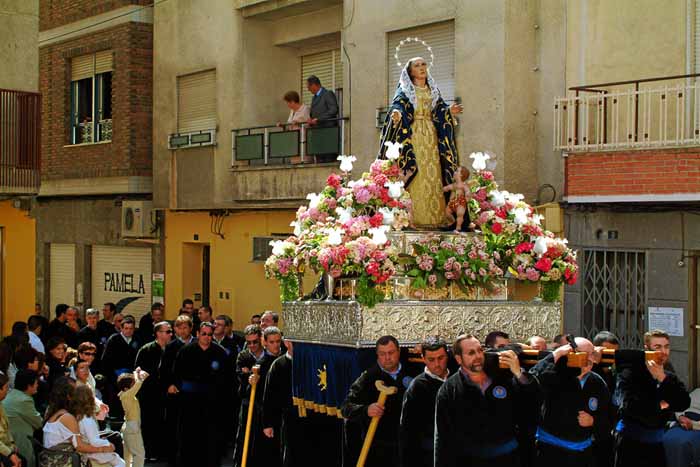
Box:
[121,201,155,238]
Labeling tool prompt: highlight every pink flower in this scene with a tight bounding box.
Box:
[417,254,434,271]
[525,268,541,281]
[481,171,494,181]
[428,274,438,286]
[474,189,487,202]
[326,173,342,189]
[354,186,372,204]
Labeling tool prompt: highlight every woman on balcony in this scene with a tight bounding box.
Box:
[379,57,463,229]
[280,91,310,131]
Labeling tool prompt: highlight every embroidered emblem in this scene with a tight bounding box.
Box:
[588,397,599,411]
[402,376,414,389]
[492,386,507,399]
[211,360,220,371]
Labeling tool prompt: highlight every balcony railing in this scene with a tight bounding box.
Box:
[0,89,41,194]
[232,117,348,167]
[554,73,700,152]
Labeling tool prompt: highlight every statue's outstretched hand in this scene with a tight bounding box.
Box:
[450,103,464,115]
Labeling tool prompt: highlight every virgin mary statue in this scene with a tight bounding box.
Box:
[378,57,463,229]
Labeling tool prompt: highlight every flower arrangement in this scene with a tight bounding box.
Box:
[265,153,412,307]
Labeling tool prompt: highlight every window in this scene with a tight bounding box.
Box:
[301,49,343,106]
[70,50,113,144]
[252,235,288,262]
[387,20,455,104]
[177,70,217,133]
[581,249,647,347]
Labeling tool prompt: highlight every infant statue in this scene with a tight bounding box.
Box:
[442,166,470,232]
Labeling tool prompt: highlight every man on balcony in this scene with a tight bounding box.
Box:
[307,75,338,128]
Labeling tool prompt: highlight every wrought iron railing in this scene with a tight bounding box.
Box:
[231,117,348,166]
[0,88,41,193]
[554,73,700,152]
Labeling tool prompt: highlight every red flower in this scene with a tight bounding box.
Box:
[535,257,553,273]
[564,268,578,285]
[491,222,503,234]
[481,171,494,181]
[369,213,383,228]
[474,189,487,202]
[326,173,342,189]
[365,262,380,276]
[379,188,391,204]
[515,242,534,254]
[495,208,508,219]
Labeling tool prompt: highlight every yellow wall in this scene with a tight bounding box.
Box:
[164,209,296,329]
[0,201,36,335]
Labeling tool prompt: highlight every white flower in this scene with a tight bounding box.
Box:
[306,193,322,209]
[531,214,544,226]
[489,190,507,208]
[270,240,293,256]
[337,155,357,173]
[512,207,530,225]
[290,220,302,237]
[506,192,525,204]
[469,152,491,171]
[384,142,403,160]
[326,228,344,246]
[533,236,549,256]
[385,180,404,199]
[335,206,355,224]
[368,226,391,245]
[378,207,396,226]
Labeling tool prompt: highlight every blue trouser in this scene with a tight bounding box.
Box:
[663,426,700,467]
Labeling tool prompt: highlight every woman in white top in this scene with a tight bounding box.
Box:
[72,385,124,467]
[281,91,310,130]
[70,359,109,420]
[43,377,115,465]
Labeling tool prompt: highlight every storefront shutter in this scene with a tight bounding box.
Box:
[50,243,76,312]
[301,50,343,105]
[71,54,94,81]
[387,20,455,103]
[91,246,152,321]
[177,69,217,133]
[94,50,113,74]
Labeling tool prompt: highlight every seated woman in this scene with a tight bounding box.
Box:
[0,371,22,467]
[73,385,124,467]
[70,358,109,420]
[280,91,310,130]
[45,338,70,389]
[664,387,700,467]
[42,376,115,467]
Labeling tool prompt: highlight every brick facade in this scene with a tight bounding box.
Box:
[564,148,700,198]
[39,21,152,180]
[40,0,152,31]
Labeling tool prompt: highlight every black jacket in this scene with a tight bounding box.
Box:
[101,333,140,382]
[399,371,445,467]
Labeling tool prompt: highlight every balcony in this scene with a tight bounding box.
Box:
[235,0,342,20]
[0,89,41,195]
[555,74,700,204]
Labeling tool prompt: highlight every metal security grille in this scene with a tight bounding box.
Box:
[581,249,647,348]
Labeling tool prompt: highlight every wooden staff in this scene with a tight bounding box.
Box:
[512,349,664,368]
[356,380,398,467]
[241,365,260,467]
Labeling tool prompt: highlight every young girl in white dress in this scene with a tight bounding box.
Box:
[73,384,125,467]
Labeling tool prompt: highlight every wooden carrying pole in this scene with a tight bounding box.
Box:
[241,365,260,467]
[356,380,398,467]
[512,349,663,368]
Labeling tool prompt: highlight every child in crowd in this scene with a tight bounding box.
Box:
[118,367,148,467]
[73,384,125,467]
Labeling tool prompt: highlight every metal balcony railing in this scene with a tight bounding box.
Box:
[232,117,349,166]
[554,73,700,152]
[0,89,41,194]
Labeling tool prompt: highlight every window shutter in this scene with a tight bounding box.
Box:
[50,243,76,312]
[95,50,113,74]
[72,54,94,81]
[92,246,152,321]
[695,1,700,73]
[301,50,342,105]
[387,20,455,103]
[177,69,217,133]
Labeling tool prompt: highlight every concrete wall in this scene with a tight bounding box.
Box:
[564,209,700,384]
[0,201,36,335]
[0,0,39,92]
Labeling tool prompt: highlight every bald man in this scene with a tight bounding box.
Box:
[529,337,610,467]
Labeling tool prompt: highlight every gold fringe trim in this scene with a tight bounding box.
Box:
[293,396,344,419]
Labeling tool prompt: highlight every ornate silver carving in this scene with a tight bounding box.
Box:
[283,300,561,347]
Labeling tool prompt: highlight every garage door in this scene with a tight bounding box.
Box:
[92,246,152,321]
[50,243,76,313]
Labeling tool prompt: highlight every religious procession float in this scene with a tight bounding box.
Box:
[264,39,579,419]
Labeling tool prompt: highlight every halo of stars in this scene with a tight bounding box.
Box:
[394,36,434,69]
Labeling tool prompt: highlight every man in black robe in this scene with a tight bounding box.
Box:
[614,329,690,467]
[159,314,195,467]
[592,331,621,467]
[77,308,103,370]
[341,335,412,467]
[134,320,172,462]
[101,315,140,418]
[232,325,265,467]
[46,304,79,348]
[435,334,537,467]
[138,303,164,343]
[173,322,233,467]
[97,302,118,345]
[399,337,449,467]
[529,337,610,467]
[213,314,240,450]
[262,339,298,467]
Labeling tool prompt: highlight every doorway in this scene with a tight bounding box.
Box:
[182,243,210,308]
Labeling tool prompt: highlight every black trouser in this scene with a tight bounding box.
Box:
[140,393,166,459]
[614,433,666,467]
[469,451,520,467]
[537,442,593,467]
[177,392,220,467]
[233,402,280,467]
[164,393,180,467]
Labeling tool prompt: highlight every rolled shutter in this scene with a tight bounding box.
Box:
[387,20,455,103]
[71,55,94,81]
[301,50,343,105]
[95,50,113,74]
[177,70,217,133]
[91,246,152,321]
[50,243,76,312]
